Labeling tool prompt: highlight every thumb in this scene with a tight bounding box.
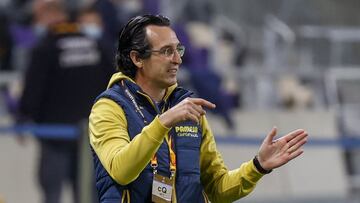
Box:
[264,126,277,144]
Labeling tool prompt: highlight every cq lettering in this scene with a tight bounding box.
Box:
[157,186,167,193]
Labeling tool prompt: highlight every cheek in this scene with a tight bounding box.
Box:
[144,58,170,76]
[152,61,168,73]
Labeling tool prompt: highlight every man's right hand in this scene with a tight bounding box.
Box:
[159,98,216,128]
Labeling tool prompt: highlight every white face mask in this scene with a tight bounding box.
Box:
[81,24,103,39]
[33,24,47,38]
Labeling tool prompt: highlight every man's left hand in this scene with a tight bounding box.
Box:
[257,127,308,171]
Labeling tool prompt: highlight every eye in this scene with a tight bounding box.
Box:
[162,47,174,56]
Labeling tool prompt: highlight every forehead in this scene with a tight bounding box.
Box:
[79,12,101,23]
[145,25,179,48]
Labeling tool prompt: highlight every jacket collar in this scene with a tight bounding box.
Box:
[108,72,180,102]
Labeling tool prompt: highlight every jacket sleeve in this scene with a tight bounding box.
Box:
[89,98,170,185]
[199,116,264,203]
[18,45,53,120]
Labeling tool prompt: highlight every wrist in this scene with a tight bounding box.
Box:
[158,114,173,128]
[253,155,272,174]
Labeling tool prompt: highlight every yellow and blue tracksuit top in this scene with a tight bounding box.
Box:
[89,73,265,203]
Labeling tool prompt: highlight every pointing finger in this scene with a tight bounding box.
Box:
[191,102,206,115]
[190,98,216,109]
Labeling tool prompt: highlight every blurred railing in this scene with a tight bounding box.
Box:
[1,123,360,148]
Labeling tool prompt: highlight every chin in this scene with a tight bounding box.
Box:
[170,78,178,85]
[165,79,177,87]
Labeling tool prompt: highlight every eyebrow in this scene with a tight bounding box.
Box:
[158,43,183,50]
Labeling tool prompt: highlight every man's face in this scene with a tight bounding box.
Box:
[138,25,182,89]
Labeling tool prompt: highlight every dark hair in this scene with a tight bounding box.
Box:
[115,14,170,78]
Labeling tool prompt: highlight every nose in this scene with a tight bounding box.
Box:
[171,50,182,65]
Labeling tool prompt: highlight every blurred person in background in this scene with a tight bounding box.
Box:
[77,5,115,71]
[92,0,121,46]
[77,5,107,42]
[31,0,68,41]
[0,11,17,122]
[89,14,308,203]
[1,0,63,115]
[17,0,115,203]
[2,0,70,109]
[0,13,13,71]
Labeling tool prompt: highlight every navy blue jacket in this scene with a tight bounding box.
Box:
[92,79,209,202]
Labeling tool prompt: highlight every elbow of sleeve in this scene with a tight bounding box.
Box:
[111,170,139,185]
[238,178,257,198]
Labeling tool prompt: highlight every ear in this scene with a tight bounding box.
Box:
[130,50,143,68]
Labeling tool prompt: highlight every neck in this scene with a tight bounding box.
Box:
[135,78,166,102]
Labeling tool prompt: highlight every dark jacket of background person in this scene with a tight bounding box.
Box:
[0,13,13,71]
[19,22,114,124]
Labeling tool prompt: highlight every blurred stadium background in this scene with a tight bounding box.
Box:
[1,0,360,202]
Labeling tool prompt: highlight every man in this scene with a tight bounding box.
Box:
[89,14,308,203]
[18,1,114,203]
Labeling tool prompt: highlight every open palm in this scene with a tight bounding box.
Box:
[257,127,308,171]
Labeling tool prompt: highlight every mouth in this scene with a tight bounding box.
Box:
[168,68,178,74]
